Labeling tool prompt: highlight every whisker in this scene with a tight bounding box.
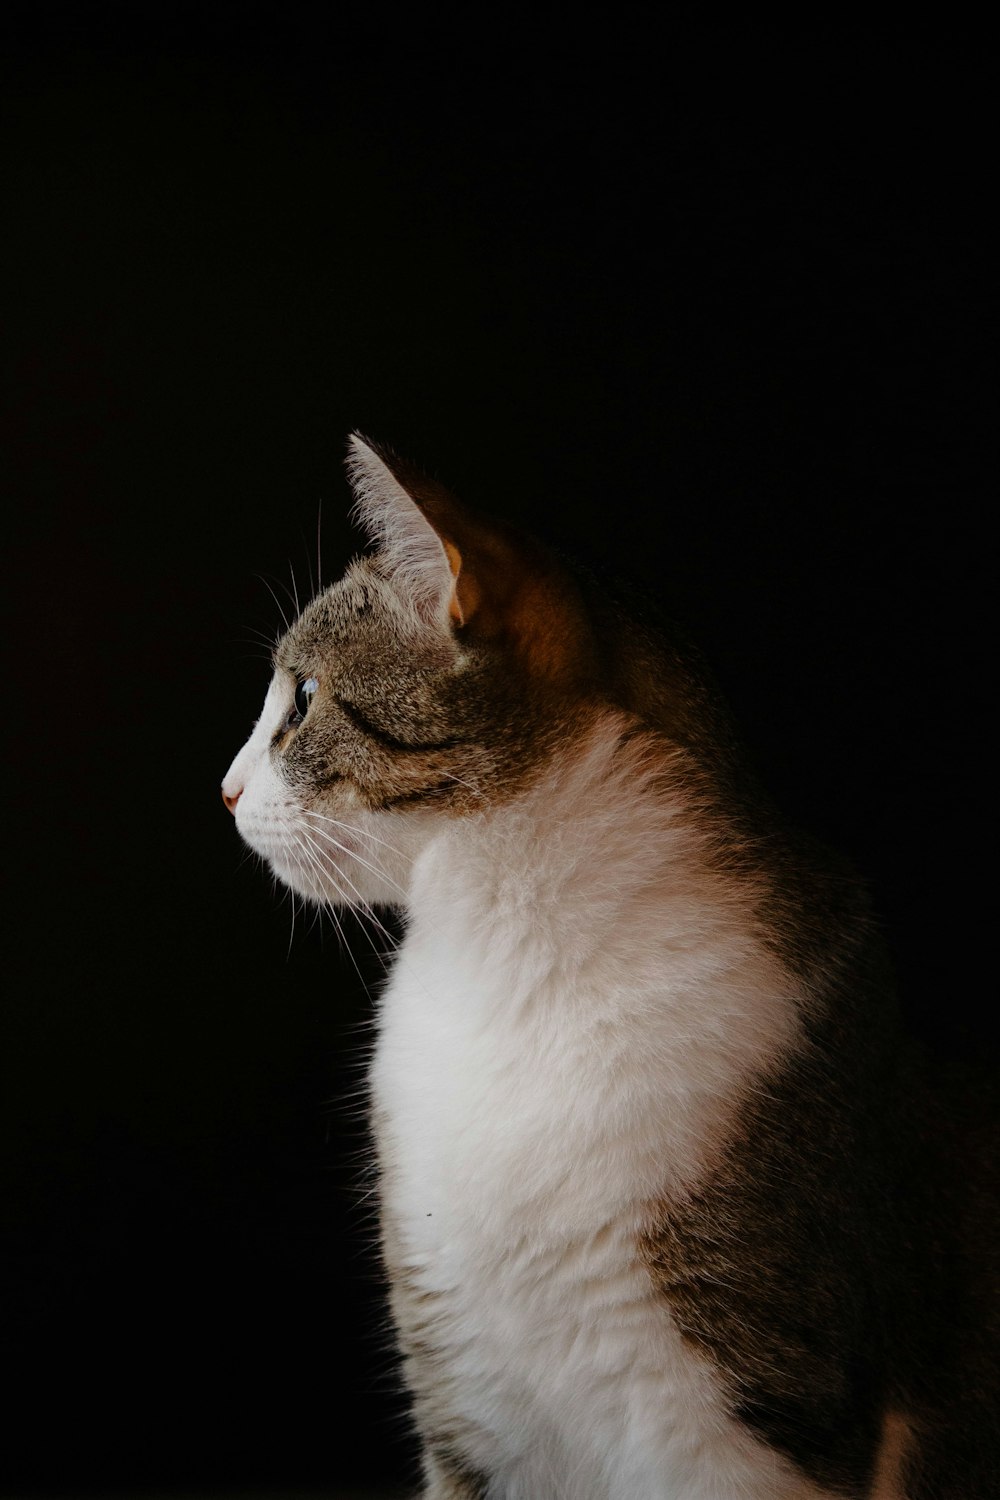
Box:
[301,527,315,601]
[256,573,292,634]
[316,500,323,592]
[295,836,392,983]
[302,809,410,862]
[236,630,280,660]
[298,830,399,949]
[302,820,410,904]
[289,841,365,981]
[235,624,279,648]
[435,768,488,799]
[287,883,297,959]
[297,838,399,971]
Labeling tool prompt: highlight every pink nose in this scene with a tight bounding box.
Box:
[222,787,242,815]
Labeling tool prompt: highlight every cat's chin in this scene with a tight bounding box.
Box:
[266,832,399,911]
[268,851,335,905]
[266,847,358,908]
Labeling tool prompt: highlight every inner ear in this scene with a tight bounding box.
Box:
[443,540,465,626]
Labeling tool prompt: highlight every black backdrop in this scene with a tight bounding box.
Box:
[3,11,993,1497]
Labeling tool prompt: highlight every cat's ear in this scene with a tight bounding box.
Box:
[346,434,469,628]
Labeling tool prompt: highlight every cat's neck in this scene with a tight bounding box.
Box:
[406,713,754,962]
[382,716,804,1199]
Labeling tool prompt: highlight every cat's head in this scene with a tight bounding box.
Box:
[221,435,605,909]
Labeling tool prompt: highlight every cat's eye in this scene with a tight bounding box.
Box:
[287,676,319,729]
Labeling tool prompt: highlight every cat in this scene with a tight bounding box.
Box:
[222,434,998,1499]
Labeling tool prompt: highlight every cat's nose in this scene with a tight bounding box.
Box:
[222,786,242,815]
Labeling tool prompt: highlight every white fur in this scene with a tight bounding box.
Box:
[372,723,827,1498]
[226,683,837,1497]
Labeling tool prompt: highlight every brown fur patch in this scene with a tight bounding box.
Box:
[870,1411,915,1500]
[423,1446,490,1498]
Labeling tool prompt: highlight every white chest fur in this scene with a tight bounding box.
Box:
[370,741,828,1499]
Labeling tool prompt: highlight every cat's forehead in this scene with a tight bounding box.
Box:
[272,561,377,670]
[273,557,444,679]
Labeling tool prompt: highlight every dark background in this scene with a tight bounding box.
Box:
[3,10,993,1497]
